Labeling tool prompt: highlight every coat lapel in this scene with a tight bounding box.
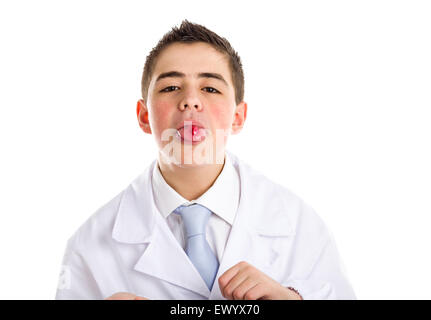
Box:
[133,216,211,298]
[111,159,210,298]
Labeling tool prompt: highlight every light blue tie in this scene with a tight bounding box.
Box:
[174,203,219,290]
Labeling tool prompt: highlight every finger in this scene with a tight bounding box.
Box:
[231,277,260,300]
[218,261,247,292]
[244,283,269,300]
[134,296,149,300]
[222,270,249,300]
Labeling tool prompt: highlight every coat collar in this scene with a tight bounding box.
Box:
[111,159,157,244]
[111,150,273,244]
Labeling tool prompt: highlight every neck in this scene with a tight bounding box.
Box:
[157,152,226,201]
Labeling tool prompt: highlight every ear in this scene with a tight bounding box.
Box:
[136,99,152,134]
[231,101,247,135]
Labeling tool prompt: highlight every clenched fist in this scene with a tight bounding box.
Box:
[218,261,302,300]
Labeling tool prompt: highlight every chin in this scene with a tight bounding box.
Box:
[159,143,225,167]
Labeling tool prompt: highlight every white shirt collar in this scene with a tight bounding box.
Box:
[151,152,240,225]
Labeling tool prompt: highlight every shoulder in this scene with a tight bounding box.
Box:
[64,156,158,252]
[231,152,330,239]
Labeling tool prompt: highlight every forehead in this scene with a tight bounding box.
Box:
[152,42,232,84]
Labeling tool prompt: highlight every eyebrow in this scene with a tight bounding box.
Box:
[155,71,228,86]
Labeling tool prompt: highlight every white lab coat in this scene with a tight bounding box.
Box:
[55,151,356,300]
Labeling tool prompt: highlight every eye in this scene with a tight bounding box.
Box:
[202,87,220,94]
[160,86,180,92]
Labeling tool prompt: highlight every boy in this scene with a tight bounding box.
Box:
[55,20,356,300]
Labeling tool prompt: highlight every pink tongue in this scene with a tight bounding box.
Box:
[179,125,205,141]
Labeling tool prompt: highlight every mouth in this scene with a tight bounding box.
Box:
[175,120,207,144]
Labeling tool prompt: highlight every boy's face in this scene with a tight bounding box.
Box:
[137,42,247,167]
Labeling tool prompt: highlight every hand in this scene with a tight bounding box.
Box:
[105,292,149,300]
[218,261,302,300]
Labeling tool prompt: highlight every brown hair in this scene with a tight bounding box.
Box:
[141,19,244,105]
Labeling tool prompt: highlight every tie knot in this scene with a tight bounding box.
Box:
[174,203,212,237]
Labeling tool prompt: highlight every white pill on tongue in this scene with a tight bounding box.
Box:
[192,127,206,141]
[179,125,206,142]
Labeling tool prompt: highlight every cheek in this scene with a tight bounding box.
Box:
[150,101,173,134]
[210,106,234,130]
[208,106,235,148]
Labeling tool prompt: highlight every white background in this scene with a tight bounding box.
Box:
[0,0,430,299]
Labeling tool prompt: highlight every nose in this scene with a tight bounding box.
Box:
[178,88,203,112]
